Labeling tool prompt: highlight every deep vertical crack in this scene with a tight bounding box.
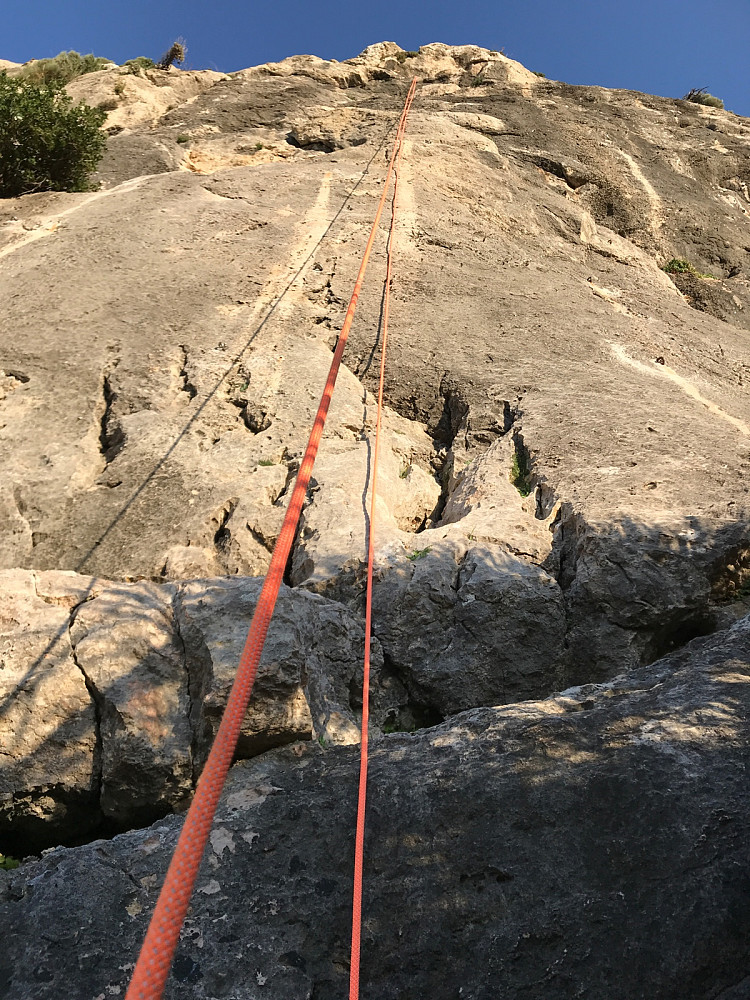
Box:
[66,598,104,809]
[177,345,198,400]
[172,585,213,783]
[98,370,125,465]
[171,587,197,786]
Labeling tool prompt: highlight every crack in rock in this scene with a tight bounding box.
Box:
[98,369,125,465]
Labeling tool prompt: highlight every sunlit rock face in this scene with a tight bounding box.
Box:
[1,42,750,1000]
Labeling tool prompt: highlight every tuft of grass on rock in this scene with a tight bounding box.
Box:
[123,57,155,75]
[682,88,724,110]
[257,459,275,467]
[176,134,190,144]
[407,547,432,561]
[662,258,716,280]
[394,50,419,64]
[0,854,20,870]
[18,50,111,87]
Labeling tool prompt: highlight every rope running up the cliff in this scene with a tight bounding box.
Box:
[124,77,419,1000]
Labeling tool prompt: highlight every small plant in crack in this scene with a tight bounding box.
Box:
[258,459,275,467]
[662,258,716,280]
[317,735,327,748]
[407,546,432,561]
[176,134,190,144]
[510,446,533,497]
[0,854,21,870]
[399,464,411,479]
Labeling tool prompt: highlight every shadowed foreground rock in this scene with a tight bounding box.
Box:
[1,619,748,1000]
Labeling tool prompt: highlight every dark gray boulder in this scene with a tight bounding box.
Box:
[1,617,748,999]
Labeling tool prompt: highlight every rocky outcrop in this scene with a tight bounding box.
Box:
[0,570,412,852]
[1,619,748,999]
[2,42,749,691]
[2,39,750,997]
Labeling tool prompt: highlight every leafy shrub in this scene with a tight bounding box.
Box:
[18,50,111,87]
[662,258,692,274]
[394,50,419,63]
[123,56,156,75]
[682,88,724,110]
[157,39,187,70]
[0,73,107,198]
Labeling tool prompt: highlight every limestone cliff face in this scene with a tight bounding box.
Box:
[1,44,749,999]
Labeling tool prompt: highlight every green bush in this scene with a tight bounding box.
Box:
[18,50,111,87]
[0,73,107,198]
[123,56,156,75]
[682,88,724,110]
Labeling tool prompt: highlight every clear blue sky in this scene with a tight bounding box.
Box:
[5,0,749,115]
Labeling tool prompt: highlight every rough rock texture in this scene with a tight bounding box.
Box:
[1,620,749,999]
[0,571,100,848]
[0,570,409,851]
[1,39,750,996]
[2,42,750,699]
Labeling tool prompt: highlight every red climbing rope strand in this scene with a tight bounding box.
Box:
[125,80,419,1000]
[348,78,417,1000]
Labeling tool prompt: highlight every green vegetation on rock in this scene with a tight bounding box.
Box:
[123,57,156,75]
[407,547,432,561]
[18,50,111,87]
[682,88,724,110]
[510,447,533,497]
[661,258,716,280]
[0,73,107,198]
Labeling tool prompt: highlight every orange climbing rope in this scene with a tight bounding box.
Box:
[348,78,416,1000]
[125,78,418,1000]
